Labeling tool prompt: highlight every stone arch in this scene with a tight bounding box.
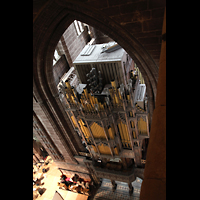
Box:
[33,1,158,143]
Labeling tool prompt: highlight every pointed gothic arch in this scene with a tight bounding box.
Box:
[33,1,158,122]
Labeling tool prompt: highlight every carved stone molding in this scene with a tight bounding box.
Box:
[94,167,135,183]
[136,116,148,126]
[119,149,135,158]
[95,140,109,147]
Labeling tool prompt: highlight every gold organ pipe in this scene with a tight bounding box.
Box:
[118,122,124,141]
[65,87,71,101]
[98,144,110,155]
[111,80,117,89]
[65,92,69,99]
[92,145,97,153]
[109,87,115,104]
[120,122,125,141]
[91,122,105,139]
[125,124,129,141]
[98,102,101,111]
[94,97,98,104]
[96,124,101,138]
[100,103,104,111]
[131,70,134,78]
[88,105,90,112]
[88,94,94,107]
[71,88,76,97]
[138,118,147,135]
[108,128,111,139]
[90,123,96,138]
[121,122,127,142]
[111,80,120,105]
[93,123,98,138]
[79,119,88,139]
[95,123,99,137]
[125,123,130,147]
[86,104,89,112]
[71,95,76,104]
[83,87,88,99]
[92,96,96,105]
[132,131,136,139]
[121,122,130,148]
[81,91,85,100]
[82,124,86,137]
[111,97,115,105]
[92,96,96,111]
[100,124,105,138]
[115,147,119,155]
[67,94,73,103]
[80,99,83,105]
[91,95,94,104]
[99,124,103,138]
[97,145,102,154]
[114,94,119,104]
[86,126,91,138]
[80,99,85,110]
[98,104,101,111]
[89,104,92,112]
[71,116,77,128]
[65,80,71,91]
[108,127,114,139]
[114,86,120,105]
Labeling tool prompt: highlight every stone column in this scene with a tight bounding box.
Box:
[85,162,100,185]
[111,180,117,192]
[128,182,133,194]
[120,157,127,170]
[140,7,166,200]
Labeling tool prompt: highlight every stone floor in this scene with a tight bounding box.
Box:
[33,156,88,200]
[92,178,142,200]
[33,157,142,200]
[33,156,61,200]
